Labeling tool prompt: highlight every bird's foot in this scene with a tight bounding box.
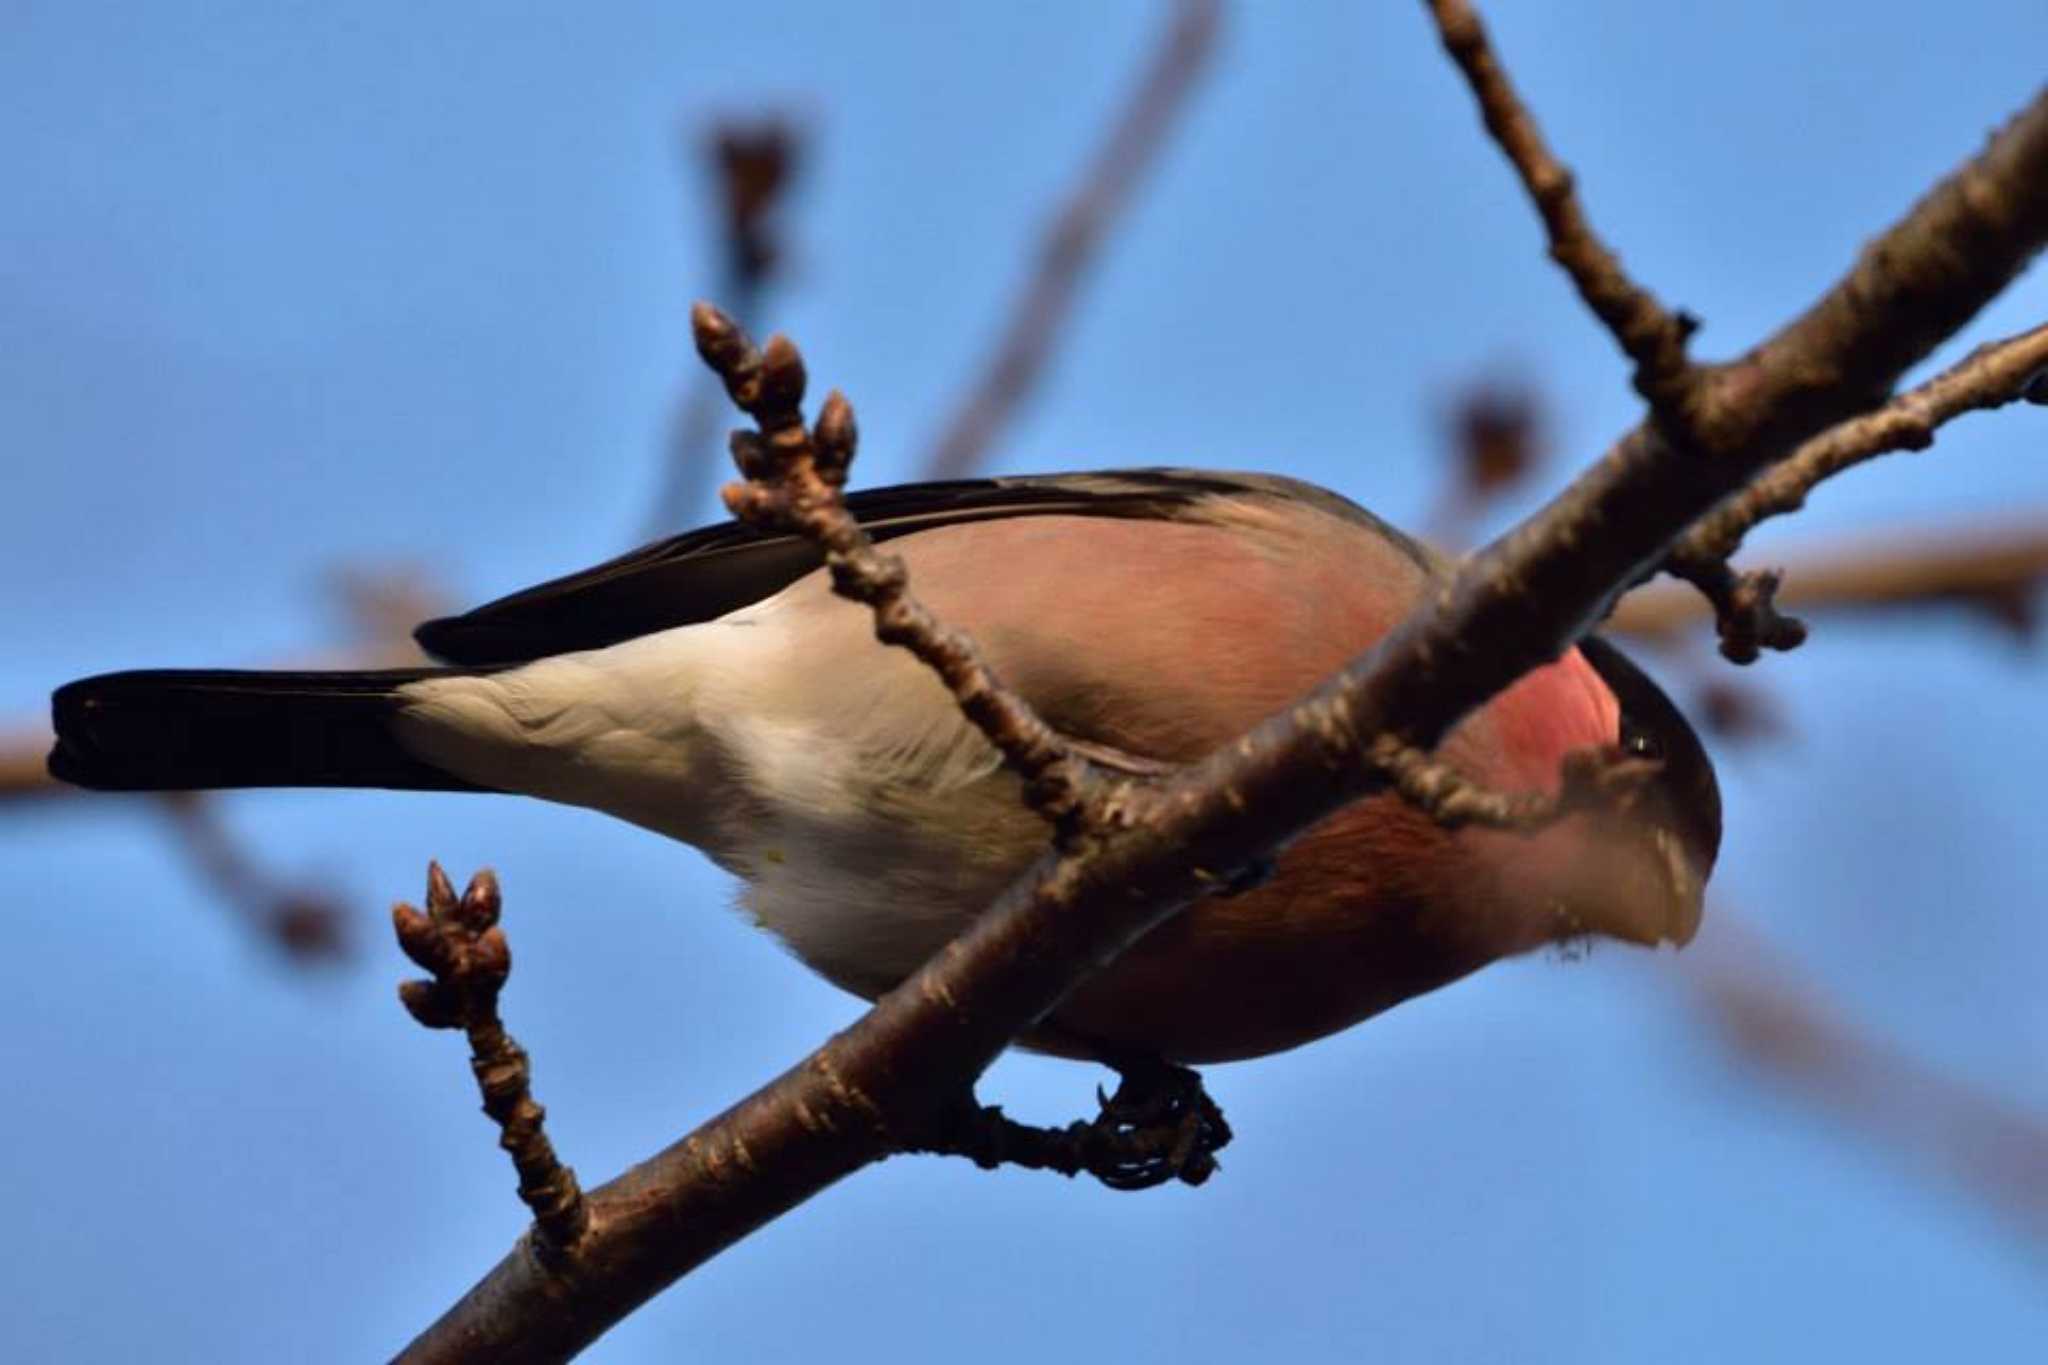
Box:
[1089,1058,1233,1189]
[915,1059,1231,1191]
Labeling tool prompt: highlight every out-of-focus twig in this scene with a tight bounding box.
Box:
[160,792,351,962]
[649,117,803,535]
[920,0,1221,480]
[1689,921,2048,1244]
[1425,375,1547,547]
[396,864,589,1257]
[326,563,453,666]
[1610,523,2048,645]
[0,730,64,800]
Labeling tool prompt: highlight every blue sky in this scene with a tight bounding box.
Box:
[3,3,2044,1360]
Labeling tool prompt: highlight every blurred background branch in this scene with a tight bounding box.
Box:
[647,115,805,535]
[1686,920,2048,1245]
[919,0,1221,481]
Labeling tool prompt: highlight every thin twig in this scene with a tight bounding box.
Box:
[920,0,1221,480]
[158,792,352,961]
[1612,522,2048,645]
[1424,0,1699,417]
[1369,735,1658,831]
[1661,557,1809,665]
[0,729,63,800]
[695,303,1097,834]
[1676,321,2048,567]
[395,864,589,1257]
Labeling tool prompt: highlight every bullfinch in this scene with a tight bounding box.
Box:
[49,469,1719,1062]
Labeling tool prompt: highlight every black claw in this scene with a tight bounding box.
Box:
[913,1060,1231,1192]
[1081,1058,1232,1190]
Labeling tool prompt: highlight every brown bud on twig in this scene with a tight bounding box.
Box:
[813,390,858,485]
[1715,567,1810,665]
[757,334,807,422]
[691,301,1098,839]
[728,430,773,482]
[392,863,588,1256]
[692,302,760,408]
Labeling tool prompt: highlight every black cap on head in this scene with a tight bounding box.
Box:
[1576,634,1723,888]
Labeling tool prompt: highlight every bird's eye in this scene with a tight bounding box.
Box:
[1620,718,1662,761]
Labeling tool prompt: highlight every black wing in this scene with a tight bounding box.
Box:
[415,468,1404,665]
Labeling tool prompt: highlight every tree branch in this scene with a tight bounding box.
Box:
[398,81,2048,1358]
[1677,321,2048,566]
[396,864,590,1256]
[0,728,65,800]
[696,304,1098,835]
[1369,735,1657,831]
[920,0,1221,480]
[1611,522,2048,645]
[1424,0,1699,416]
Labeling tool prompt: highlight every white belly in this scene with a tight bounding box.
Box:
[393,588,1050,1001]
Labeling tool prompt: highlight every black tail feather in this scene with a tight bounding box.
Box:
[49,668,495,793]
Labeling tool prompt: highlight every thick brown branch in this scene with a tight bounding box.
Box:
[395,864,589,1256]
[920,0,1220,480]
[399,87,2048,1365]
[1707,96,2048,458]
[1424,0,1699,416]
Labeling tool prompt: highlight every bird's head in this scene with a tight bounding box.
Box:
[1564,634,1721,948]
[1436,635,1721,960]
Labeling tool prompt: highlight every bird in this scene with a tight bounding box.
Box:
[49,468,1719,1065]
